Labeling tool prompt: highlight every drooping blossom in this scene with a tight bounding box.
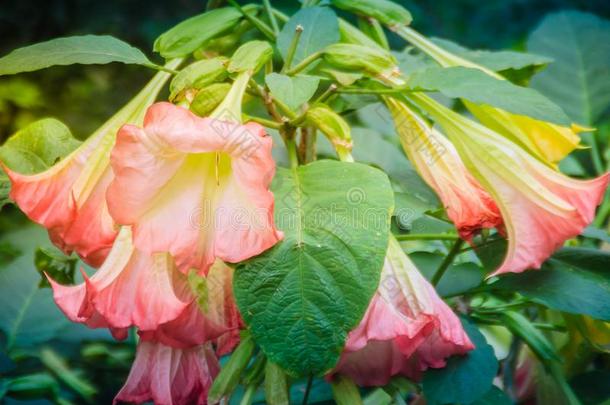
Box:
[106,74,282,274]
[395,26,582,166]
[48,227,241,349]
[412,93,609,275]
[114,339,219,405]
[330,237,473,386]
[4,63,179,266]
[385,97,502,240]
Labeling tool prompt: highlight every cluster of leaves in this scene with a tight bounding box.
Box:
[0,1,610,404]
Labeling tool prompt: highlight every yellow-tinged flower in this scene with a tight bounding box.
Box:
[396,26,584,166]
[411,93,609,275]
[385,97,502,240]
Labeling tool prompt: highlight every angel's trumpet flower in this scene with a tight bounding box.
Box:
[330,237,473,386]
[107,72,282,274]
[396,26,582,166]
[114,339,219,405]
[4,60,180,266]
[412,93,609,275]
[385,97,502,240]
[48,227,241,349]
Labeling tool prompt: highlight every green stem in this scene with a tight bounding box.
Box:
[593,190,610,228]
[282,24,304,73]
[227,0,276,41]
[394,233,459,241]
[431,239,465,286]
[286,51,323,75]
[244,114,282,129]
[147,63,180,75]
[313,84,338,104]
[338,87,408,94]
[286,137,299,169]
[262,0,280,35]
[302,375,314,405]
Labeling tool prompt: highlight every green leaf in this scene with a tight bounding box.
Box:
[491,248,610,321]
[35,247,78,288]
[0,118,81,174]
[0,226,70,349]
[431,37,552,76]
[40,349,96,402]
[422,317,498,405]
[410,252,484,297]
[528,11,610,125]
[408,66,571,125]
[277,7,339,65]
[153,6,250,58]
[265,73,320,111]
[499,311,560,361]
[234,160,393,376]
[6,373,59,400]
[0,35,154,76]
[330,0,412,27]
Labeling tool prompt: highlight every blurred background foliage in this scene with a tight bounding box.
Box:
[1,0,610,404]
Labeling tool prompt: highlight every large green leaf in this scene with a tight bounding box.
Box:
[0,35,154,76]
[234,160,393,376]
[0,226,70,349]
[422,317,498,405]
[0,225,111,350]
[408,66,571,125]
[431,37,552,76]
[528,11,610,125]
[265,73,320,111]
[491,248,610,321]
[153,6,250,58]
[277,7,340,65]
[0,118,81,174]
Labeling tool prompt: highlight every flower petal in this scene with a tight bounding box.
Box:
[49,227,192,331]
[331,237,473,385]
[108,102,282,274]
[5,130,117,266]
[114,340,219,405]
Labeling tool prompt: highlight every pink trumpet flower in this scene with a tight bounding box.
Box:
[412,93,610,275]
[114,339,219,405]
[106,96,282,274]
[386,97,502,240]
[4,63,179,266]
[48,227,241,349]
[330,237,473,386]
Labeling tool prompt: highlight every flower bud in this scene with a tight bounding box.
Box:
[306,104,352,161]
[189,82,231,117]
[207,333,256,403]
[323,43,403,86]
[228,40,273,74]
[331,0,412,28]
[264,361,290,405]
[169,57,227,102]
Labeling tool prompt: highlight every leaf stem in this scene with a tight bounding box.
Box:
[302,375,314,405]
[227,0,276,41]
[286,51,323,75]
[338,87,409,94]
[282,24,304,73]
[244,114,282,129]
[431,238,465,286]
[262,0,280,35]
[313,84,338,104]
[394,233,459,241]
[147,63,179,75]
